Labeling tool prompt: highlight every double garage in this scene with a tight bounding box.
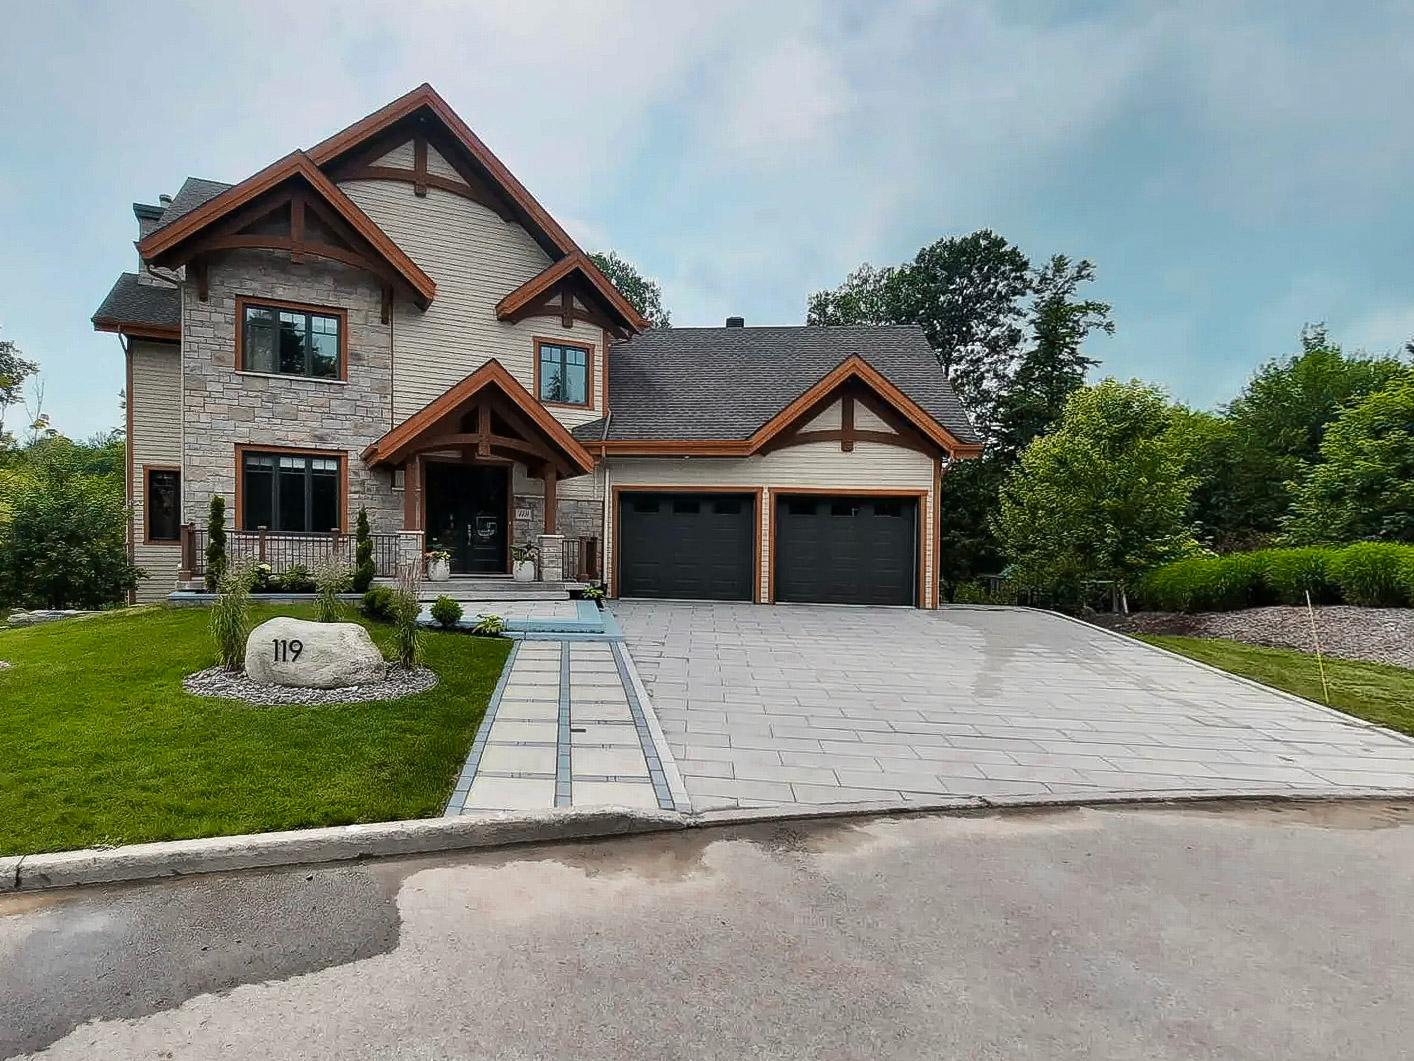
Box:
[615,490,922,606]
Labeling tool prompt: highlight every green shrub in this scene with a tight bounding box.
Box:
[205,496,227,592]
[581,584,605,603]
[471,613,507,637]
[430,595,463,628]
[314,558,350,622]
[1139,553,1265,612]
[1329,543,1413,607]
[951,582,989,604]
[210,563,254,670]
[361,586,396,621]
[351,507,375,593]
[1255,546,1339,605]
[275,564,316,594]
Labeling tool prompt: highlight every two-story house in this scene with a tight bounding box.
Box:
[92,85,979,608]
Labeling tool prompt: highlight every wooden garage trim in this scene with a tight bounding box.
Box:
[609,485,763,603]
[767,488,930,608]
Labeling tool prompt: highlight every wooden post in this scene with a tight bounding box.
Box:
[403,456,423,531]
[543,465,558,535]
[178,523,194,581]
[258,526,268,563]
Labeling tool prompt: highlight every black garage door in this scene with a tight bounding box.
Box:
[618,492,755,600]
[774,495,917,605]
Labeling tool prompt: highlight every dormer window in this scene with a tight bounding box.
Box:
[237,298,345,380]
[535,339,591,407]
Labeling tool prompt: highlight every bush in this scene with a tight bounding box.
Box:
[361,586,396,621]
[0,449,142,608]
[1254,546,1339,605]
[352,507,375,594]
[205,496,227,592]
[210,563,254,670]
[1138,553,1264,612]
[275,564,316,594]
[1329,542,1413,607]
[471,613,506,637]
[314,558,350,622]
[390,565,423,668]
[430,595,463,629]
[951,582,989,604]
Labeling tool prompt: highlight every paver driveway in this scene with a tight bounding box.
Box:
[613,602,1414,810]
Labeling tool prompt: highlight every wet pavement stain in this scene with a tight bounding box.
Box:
[0,863,406,1058]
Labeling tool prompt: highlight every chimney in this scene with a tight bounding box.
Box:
[725,316,745,328]
[159,193,173,207]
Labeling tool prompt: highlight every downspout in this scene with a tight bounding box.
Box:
[599,407,612,590]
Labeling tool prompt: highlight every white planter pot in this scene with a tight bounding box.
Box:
[513,560,536,582]
[426,557,451,582]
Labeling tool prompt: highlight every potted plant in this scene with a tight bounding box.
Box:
[424,548,452,582]
[511,542,539,582]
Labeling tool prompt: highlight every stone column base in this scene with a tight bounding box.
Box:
[537,534,566,582]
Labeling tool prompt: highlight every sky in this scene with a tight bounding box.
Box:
[3,0,1414,438]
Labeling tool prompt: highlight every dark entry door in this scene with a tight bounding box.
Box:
[425,463,509,574]
[774,494,917,605]
[618,491,755,600]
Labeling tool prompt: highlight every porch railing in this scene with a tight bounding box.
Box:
[562,536,601,583]
[180,524,403,581]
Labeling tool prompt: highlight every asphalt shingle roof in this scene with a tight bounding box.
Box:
[571,325,978,445]
[91,273,180,331]
[154,177,233,230]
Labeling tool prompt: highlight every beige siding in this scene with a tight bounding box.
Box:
[338,180,605,429]
[801,399,841,430]
[129,340,183,600]
[606,441,938,606]
[854,404,896,432]
[424,143,464,182]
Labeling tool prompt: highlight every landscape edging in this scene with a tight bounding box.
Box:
[9,787,1414,894]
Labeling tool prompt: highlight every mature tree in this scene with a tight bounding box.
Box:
[993,255,1112,462]
[0,443,140,607]
[1284,372,1414,543]
[994,380,1198,607]
[589,251,671,328]
[808,230,1032,435]
[0,325,39,452]
[1218,325,1407,536]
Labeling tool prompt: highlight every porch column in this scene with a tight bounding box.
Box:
[542,465,557,535]
[403,455,423,531]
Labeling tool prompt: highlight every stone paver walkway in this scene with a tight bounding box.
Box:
[613,601,1414,810]
[445,639,682,813]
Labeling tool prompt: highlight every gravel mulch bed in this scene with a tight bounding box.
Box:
[183,665,438,705]
[1097,606,1414,670]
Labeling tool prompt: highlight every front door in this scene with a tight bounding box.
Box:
[424,463,509,574]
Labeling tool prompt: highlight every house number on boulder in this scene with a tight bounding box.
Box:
[245,616,386,689]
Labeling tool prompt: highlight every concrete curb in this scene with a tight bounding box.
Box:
[9,788,1414,895]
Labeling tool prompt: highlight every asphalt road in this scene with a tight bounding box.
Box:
[4,801,1413,1059]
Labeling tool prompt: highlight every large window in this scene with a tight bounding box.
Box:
[241,450,341,532]
[240,301,342,380]
[537,341,590,406]
[145,468,180,542]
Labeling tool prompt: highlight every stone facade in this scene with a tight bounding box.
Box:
[179,249,403,534]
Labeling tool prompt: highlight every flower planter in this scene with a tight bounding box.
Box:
[426,557,451,582]
[513,560,537,582]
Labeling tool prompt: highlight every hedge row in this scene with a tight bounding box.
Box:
[1137,543,1414,612]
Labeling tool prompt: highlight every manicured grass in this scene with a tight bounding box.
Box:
[1142,634,1414,737]
[0,604,510,856]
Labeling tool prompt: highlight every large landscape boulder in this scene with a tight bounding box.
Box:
[244,617,386,689]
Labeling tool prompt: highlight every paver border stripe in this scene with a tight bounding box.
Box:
[612,638,692,812]
[443,639,521,816]
[556,640,573,807]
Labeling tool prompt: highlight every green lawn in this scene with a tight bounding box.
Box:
[0,604,510,856]
[1142,635,1414,737]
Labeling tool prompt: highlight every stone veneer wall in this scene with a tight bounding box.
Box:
[179,250,403,534]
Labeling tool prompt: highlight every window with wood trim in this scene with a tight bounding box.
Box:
[537,341,590,406]
[241,302,342,379]
[241,451,341,532]
[145,468,180,542]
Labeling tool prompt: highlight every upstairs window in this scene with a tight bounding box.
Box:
[241,450,341,532]
[537,340,590,406]
[240,300,343,380]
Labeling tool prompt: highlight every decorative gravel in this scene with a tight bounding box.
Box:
[1099,606,1414,670]
[183,665,439,705]
[0,660,10,671]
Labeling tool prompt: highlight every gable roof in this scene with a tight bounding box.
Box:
[496,252,648,334]
[136,152,436,306]
[153,177,233,231]
[363,359,595,474]
[307,83,582,262]
[572,325,981,456]
[91,273,181,340]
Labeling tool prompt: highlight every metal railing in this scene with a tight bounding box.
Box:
[562,536,600,582]
[181,525,403,580]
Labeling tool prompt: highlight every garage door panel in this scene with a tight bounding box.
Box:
[775,495,917,605]
[618,492,755,601]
